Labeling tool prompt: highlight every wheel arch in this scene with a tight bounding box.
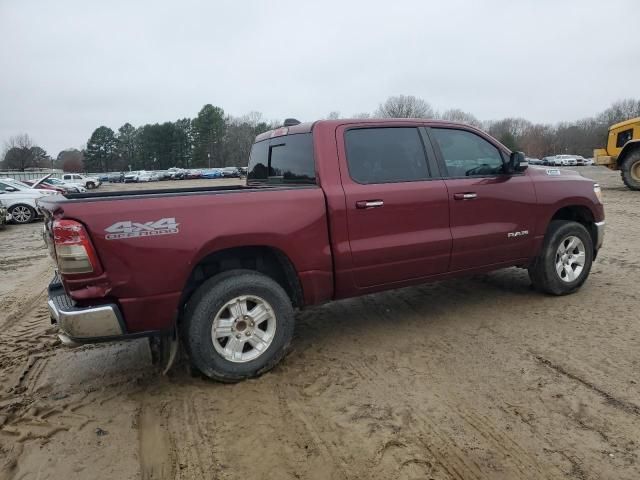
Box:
[617,140,640,166]
[549,205,597,252]
[179,245,304,318]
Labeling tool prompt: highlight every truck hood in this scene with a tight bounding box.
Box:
[527,166,588,181]
[32,173,53,188]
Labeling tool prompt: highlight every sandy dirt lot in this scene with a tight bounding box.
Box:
[0,168,639,480]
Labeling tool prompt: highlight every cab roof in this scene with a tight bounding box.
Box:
[609,117,640,131]
[254,118,484,143]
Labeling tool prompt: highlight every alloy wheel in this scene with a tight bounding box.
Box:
[555,235,586,282]
[211,295,276,363]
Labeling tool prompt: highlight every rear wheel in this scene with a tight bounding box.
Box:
[182,270,295,382]
[86,182,96,189]
[528,220,593,295]
[620,151,640,191]
[9,204,35,224]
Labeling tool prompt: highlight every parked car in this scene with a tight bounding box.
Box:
[186,169,203,179]
[526,157,542,165]
[61,173,102,189]
[168,168,187,180]
[109,172,125,183]
[23,175,86,194]
[0,177,61,196]
[22,179,67,194]
[239,167,248,176]
[124,172,140,183]
[542,156,556,166]
[98,174,110,182]
[0,179,52,223]
[0,199,7,229]
[137,171,153,182]
[553,155,579,166]
[201,169,223,179]
[40,118,604,382]
[221,167,241,178]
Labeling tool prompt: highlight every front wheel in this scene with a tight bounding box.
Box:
[9,204,35,224]
[620,151,640,191]
[528,220,593,295]
[182,270,295,382]
[86,182,95,189]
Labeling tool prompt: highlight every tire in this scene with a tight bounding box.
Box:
[182,269,295,382]
[620,150,640,191]
[86,182,95,189]
[528,220,593,295]
[9,204,35,224]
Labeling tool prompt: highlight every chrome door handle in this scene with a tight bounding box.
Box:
[453,193,477,200]
[356,200,384,209]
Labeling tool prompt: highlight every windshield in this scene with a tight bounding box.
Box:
[247,133,315,186]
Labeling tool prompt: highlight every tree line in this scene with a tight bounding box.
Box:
[2,97,640,172]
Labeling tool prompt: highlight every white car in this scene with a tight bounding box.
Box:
[552,155,579,166]
[137,171,153,182]
[43,176,87,192]
[0,180,51,223]
[0,177,59,196]
[61,173,101,189]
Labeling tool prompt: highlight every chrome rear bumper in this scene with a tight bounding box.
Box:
[48,273,125,343]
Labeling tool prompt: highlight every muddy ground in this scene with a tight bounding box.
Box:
[0,168,638,480]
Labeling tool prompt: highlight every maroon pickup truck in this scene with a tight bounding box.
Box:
[40,119,605,382]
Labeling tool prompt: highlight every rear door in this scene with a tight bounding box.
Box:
[337,125,451,288]
[427,127,536,271]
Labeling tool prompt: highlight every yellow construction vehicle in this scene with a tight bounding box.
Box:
[594,117,640,190]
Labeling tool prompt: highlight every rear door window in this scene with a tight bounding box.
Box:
[247,133,315,186]
[344,127,430,184]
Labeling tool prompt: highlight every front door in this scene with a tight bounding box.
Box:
[428,127,536,271]
[338,126,452,288]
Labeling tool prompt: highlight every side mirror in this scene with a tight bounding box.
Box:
[507,151,528,173]
[5,186,17,192]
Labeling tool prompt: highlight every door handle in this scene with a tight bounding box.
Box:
[453,193,477,200]
[356,200,384,209]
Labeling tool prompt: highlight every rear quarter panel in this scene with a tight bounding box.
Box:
[45,187,333,332]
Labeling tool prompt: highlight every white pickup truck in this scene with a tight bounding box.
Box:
[61,173,102,189]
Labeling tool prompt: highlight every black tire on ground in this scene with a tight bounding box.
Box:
[182,269,295,382]
[620,150,640,191]
[528,220,593,296]
[86,182,95,189]
[9,204,35,224]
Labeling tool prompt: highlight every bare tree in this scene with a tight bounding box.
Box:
[351,112,371,119]
[375,95,434,118]
[439,108,482,127]
[326,111,340,120]
[1,133,49,171]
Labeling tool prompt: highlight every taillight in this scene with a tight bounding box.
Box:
[52,219,101,275]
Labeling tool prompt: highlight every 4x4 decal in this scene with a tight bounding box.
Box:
[105,217,179,240]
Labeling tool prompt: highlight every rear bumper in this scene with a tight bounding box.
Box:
[48,273,125,343]
[595,221,605,250]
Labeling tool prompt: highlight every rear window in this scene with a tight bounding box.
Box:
[247,133,315,186]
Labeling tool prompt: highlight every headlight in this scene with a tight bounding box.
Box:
[594,183,603,204]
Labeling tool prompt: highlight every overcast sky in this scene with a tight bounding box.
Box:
[1,0,639,155]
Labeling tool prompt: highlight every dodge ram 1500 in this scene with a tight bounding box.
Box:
[40,119,605,381]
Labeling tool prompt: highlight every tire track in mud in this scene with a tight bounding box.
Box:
[138,396,176,480]
[532,353,640,417]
